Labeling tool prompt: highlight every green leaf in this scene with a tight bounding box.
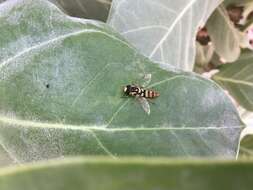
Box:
[49,0,111,22]
[224,0,253,6]
[0,0,243,163]
[206,5,241,63]
[107,0,223,71]
[0,0,112,22]
[212,50,253,111]
[0,145,13,167]
[1,157,253,190]
[239,126,253,158]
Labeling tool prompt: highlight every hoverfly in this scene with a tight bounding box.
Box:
[123,74,159,115]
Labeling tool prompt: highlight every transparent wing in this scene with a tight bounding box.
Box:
[140,73,152,87]
[137,97,150,115]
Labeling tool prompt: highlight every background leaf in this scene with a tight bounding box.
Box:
[239,126,253,158]
[49,0,111,22]
[107,0,223,71]
[0,145,13,167]
[0,0,112,21]
[239,107,253,127]
[1,157,253,190]
[212,50,253,111]
[224,0,253,6]
[206,5,241,63]
[0,0,243,164]
[194,43,215,73]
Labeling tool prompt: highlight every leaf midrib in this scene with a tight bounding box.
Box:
[0,115,242,131]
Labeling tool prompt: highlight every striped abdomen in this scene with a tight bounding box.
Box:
[141,89,160,99]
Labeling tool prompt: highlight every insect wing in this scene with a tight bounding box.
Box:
[142,73,152,87]
[138,97,150,115]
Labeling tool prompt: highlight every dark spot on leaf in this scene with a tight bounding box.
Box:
[46,84,50,88]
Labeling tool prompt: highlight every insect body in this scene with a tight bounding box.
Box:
[123,85,159,99]
[123,74,159,115]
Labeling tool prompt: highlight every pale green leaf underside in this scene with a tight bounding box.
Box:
[207,5,241,63]
[0,0,242,163]
[107,0,223,71]
[1,157,253,190]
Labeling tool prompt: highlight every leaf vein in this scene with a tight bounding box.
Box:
[148,0,197,58]
[71,62,113,107]
[89,130,116,159]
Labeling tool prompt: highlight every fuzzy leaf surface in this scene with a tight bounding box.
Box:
[0,0,242,163]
